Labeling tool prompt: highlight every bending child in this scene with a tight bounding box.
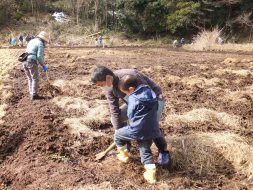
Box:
[114,74,164,184]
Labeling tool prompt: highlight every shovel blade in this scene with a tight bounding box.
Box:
[95,151,106,161]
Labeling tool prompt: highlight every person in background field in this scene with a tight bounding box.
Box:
[30,35,35,41]
[25,34,31,46]
[9,37,12,45]
[23,31,49,100]
[216,37,224,44]
[11,36,17,46]
[180,38,185,46]
[98,34,103,47]
[95,38,98,47]
[0,34,3,46]
[90,66,170,165]
[114,74,162,184]
[18,33,23,47]
[172,39,179,48]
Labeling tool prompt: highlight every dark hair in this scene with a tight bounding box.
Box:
[119,74,140,91]
[91,66,114,83]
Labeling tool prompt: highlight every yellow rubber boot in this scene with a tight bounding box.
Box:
[117,146,129,163]
[143,164,156,184]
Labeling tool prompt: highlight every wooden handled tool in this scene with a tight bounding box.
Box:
[95,142,116,161]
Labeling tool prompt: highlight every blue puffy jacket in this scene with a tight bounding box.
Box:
[26,38,45,65]
[126,85,161,140]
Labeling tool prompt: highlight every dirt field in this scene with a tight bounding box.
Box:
[0,47,252,190]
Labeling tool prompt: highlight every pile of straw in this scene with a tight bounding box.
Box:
[167,132,253,180]
[166,108,242,130]
[190,28,222,51]
[53,97,110,136]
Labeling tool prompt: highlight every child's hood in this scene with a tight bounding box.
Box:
[130,85,157,107]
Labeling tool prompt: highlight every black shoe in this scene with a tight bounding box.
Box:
[31,94,44,100]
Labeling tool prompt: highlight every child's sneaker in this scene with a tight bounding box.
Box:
[158,151,170,165]
[117,146,129,163]
[143,164,156,184]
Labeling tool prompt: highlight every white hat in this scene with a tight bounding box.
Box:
[37,31,49,43]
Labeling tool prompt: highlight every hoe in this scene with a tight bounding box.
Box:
[95,142,116,161]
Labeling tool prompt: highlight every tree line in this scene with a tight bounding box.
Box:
[0,0,253,37]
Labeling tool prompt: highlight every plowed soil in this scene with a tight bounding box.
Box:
[0,47,252,190]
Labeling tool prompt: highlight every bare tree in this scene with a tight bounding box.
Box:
[105,0,108,27]
[84,0,90,19]
[234,11,253,41]
[76,0,84,25]
[30,0,34,15]
[94,0,99,32]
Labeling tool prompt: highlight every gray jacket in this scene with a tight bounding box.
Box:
[105,69,162,129]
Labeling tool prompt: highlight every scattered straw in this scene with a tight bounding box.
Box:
[166,108,241,129]
[141,67,153,74]
[162,74,225,88]
[214,68,252,77]
[65,182,113,190]
[207,43,253,52]
[0,104,7,124]
[53,77,91,96]
[52,97,89,113]
[190,64,209,70]
[53,97,110,125]
[219,91,251,103]
[241,59,253,63]
[53,97,110,136]
[0,49,22,123]
[205,87,224,96]
[165,74,181,83]
[181,75,221,87]
[63,117,105,137]
[222,58,238,64]
[216,90,253,116]
[244,83,253,91]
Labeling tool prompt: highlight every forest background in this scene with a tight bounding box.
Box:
[0,0,253,44]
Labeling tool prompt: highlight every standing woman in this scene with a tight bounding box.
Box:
[24,31,49,100]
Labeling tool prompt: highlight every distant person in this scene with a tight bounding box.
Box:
[95,38,98,47]
[30,35,35,41]
[98,34,103,47]
[25,34,31,45]
[172,39,179,48]
[180,38,185,46]
[11,37,17,46]
[23,31,49,100]
[9,37,12,45]
[217,37,224,44]
[18,34,23,47]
